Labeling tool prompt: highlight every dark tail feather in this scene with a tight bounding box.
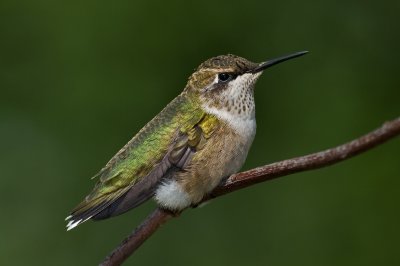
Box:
[65,199,114,230]
[93,186,154,220]
[65,185,154,230]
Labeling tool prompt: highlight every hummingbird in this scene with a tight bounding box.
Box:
[66,51,308,230]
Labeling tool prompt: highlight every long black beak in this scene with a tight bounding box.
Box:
[248,51,308,74]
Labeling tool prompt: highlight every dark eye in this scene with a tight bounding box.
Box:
[218,73,233,82]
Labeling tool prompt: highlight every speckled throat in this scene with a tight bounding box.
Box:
[200,72,260,120]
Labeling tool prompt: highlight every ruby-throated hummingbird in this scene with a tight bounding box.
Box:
[66,51,308,230]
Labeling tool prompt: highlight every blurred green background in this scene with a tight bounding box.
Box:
[1,0,399,265]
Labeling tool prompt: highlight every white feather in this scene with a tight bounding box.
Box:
[66,219,82,231]
[154,180,191,210]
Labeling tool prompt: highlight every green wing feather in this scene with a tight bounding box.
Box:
[66,93,205,228]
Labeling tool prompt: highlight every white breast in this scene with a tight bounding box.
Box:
[202,105,256,141]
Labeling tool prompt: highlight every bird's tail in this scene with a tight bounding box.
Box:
[65,197,115,230]
[65,186,131,230]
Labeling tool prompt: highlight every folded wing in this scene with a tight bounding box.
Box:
[66,95,206,230]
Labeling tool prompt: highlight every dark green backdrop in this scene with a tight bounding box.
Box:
[1,0,399,265]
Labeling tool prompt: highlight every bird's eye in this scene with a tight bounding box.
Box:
[218,73,233,82]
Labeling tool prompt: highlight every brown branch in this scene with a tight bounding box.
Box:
[100,117,400,266]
